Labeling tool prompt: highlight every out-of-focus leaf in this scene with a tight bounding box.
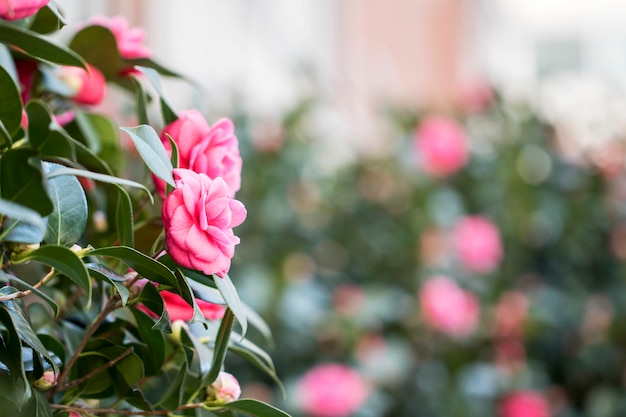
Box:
[136,283,171,332]
[202,308,234,386]
[0,22,85,68]
[214,274,247,338]
[0,270,58,316]
[39,130,76,161]
[120,125,174,186]
[229,344,285,397]
[0,148,53,215]
[131,75,150,126]
[43,162,88,246]
[208,399,292,417]
[0,61,21,137]
[68,25,122,79]
[129,308,166,374]
[133,66,178,124]
[25,100,51,149]
[12,245,91,303]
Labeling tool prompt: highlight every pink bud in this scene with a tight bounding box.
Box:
[414,115,469,177]
[453,215,503,274]
[205,372,241,405]
[59,64,106,106]
[32,370,56,390]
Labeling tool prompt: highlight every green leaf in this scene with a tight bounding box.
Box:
[40,130,76,161]
[209,399,293,417]
[214,274,247,338]
[127,58,185,78]
[87,246,178,288]
[134,66,178,124]
[131,75,150,126]
[68,25,123,79]
[202,308,234,387]
[115,185,134,247]
[0,300,31,409]
[0,270,58,317]
[28,3,64,34]
[0,60,22,137]
[43,162,88,246]
[87,265,130,306]
[137,283,171,332]
[129,308,166,374]
[120,125,174,187]
[46,166,153,202]
[25,100,53,149]
[156,351,189,410]
[0,148,53,216]
[0,198,46,239]
[12,245,91,303]
[0,22,85,68]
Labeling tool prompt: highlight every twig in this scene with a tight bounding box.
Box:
[0,267,55,302]
[50,402,205,415]
[56,347,134,392]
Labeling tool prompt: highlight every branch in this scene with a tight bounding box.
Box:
[50,402,205,415]
[0,267,55,302]
[56,347,134,392]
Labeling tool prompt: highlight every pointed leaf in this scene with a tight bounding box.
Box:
[115,185,134,247]
[0,22,85,68]
[0,148,53,215]
[0,63,21,137]
[120,125,174,186]
[210,399,293,417]
[202,308,234,386]
[137,282,171,332]
[214,273,247,338]
[134,66,178,124]
[87,265,130,306]
[0,270,58,317]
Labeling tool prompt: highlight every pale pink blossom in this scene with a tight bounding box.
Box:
[0,0,48,20]
[414,115,469,177]
[205,372,241,405]
[59,64,106,106]
[499,390,551,417]
[88,15,151,59]
[453,216,503,274]
[162,168,246,277]
[419,275,479,337]
[156,110,242,197]
[295,364,369,417]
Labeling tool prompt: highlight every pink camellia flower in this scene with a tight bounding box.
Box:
[160,290,225,322]
[156,110,242,197]
[295,364,369,417]
[205,372,241,405]
[0,0,48,20]
[499,390,551,417]
[58,64,106,106]
[453,215,503,274]
[414,115,469,177]
[87,15,151,59]
[162,168,246,277]
[419,275,479,337]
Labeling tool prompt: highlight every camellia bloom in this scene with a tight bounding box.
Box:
[160,290,225,322]
[0,0,48,20]
[453,215,503,274]
[414,115,469,177]
[419,275,479,337]
[295,363,369,417]
[157,110,242,197]
[58,64,106,106]
[205,372,241,405]
[88,15,151,59]
[162,168,246,277]
[499,390,551,417]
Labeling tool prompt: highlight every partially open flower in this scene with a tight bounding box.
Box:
[33,370,56,390]
[205,372,241,406]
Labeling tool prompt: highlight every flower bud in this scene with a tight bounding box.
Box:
[33,370,56,390]
[205,372,241,406]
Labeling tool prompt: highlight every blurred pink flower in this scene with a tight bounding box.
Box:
[156,111,242,197]
[205,372,241,405]
[162,169,246,277]
[419,275,479,337]
[414,115,469,177]
[88,15,151,59]
[494,290,528,338]
[138,289,224,322]
[295,364,369,417]
[499,390,551,417]
[0,0,48,20]
[453,215,503,274]
[59,64,106,106]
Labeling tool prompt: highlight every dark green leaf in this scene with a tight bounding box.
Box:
[129,308,166,373]
[131,75,150,126]
[87,265,130,306]
[68,25,122,78]
[0,148,53,216]
[39,130,76,161]
[0,62,21,137]
[214,274,247,338]
[0,301,31,409]
[120,125,174,186]
[210,399,293,417]
[202,308,234,386]
[28,3,63,34]
[0,270,58,317]
[115,185,134,247]
[133,66,178,124]
[0,198,46,239]
[0,22,85,68]
[136,283,171,332]
[156,352,189,410]
[43,162,88,246]
[12,245,91,302]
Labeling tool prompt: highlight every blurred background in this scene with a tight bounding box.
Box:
[62,1,626,416]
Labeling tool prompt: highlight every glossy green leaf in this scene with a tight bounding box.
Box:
[0,270,58,317]
[43,163,88,246]
[0,22,85,68]
[0,300,31,409]
[115,185,134,247]
[46,166,152,202]
[0,59,21,138]
[131,75,150,126]
[28,3,64,34]
[0,198,46,239]
[214,273,247,338]
[137,283,171,332]
[87,265,130,306]
[202,308,234,386]
[156,351,189,410]
[12,245,91,302]
[209,399,293,417]
[120,125,174,186]
[129,308,166,374]
[40,130,76,161]
[0,148,53,215]
[88,246,178,288]
[0,119,12,149]
[134,66,178,124]
[68,25,122,78]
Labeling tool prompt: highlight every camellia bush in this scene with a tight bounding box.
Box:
[0,2,290,416]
